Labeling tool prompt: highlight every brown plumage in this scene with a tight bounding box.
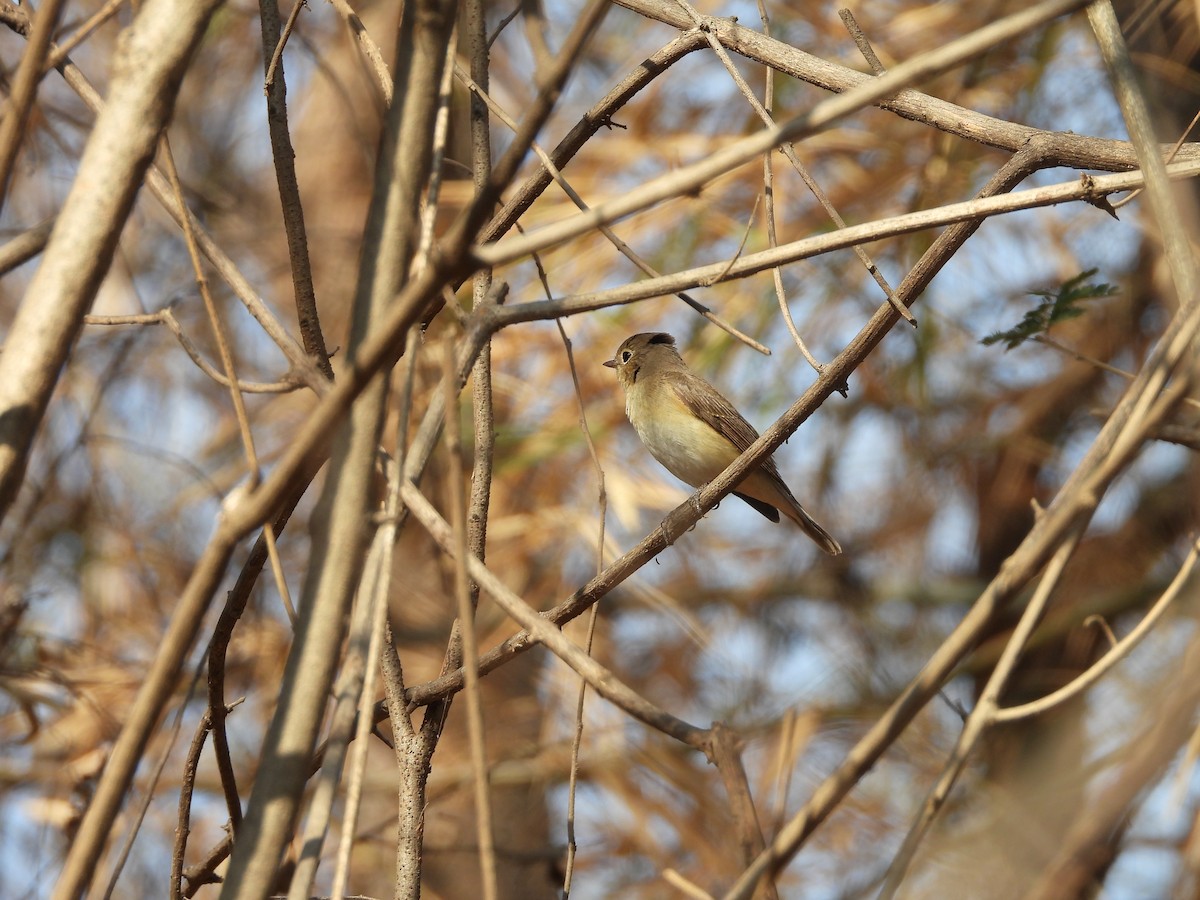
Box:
[604,332,841,555]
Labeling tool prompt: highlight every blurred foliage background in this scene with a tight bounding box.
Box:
[1,0,1199,897]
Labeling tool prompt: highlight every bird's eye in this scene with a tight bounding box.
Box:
[620,350,632,363]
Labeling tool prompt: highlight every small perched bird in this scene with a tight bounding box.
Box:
[604,332,841,555]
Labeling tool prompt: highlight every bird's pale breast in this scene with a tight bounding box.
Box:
[626,379,739,488]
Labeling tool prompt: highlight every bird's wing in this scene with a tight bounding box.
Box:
[664,371,783,477]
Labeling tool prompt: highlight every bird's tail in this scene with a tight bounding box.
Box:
[782,499,842,556]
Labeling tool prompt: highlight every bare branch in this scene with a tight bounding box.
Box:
[0,0,65,213]
[400,479,708,747]
[473,0,1090,266]
[0,0,224,534]
[220,0,458,891]
[39,3,229,894]
[491,159,1200,325]
[260,0,334,380]
[443,342,499,900]
[85,310,302,395]
[880,530,1083,897]
[994,535,1200,724]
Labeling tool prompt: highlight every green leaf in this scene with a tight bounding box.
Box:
[981,269,1118,350]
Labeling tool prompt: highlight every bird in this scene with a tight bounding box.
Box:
[604,332,841,555]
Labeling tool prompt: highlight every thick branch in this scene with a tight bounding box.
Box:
[0,0,223,529]
[40,3,226,896]
[219,0,459,893]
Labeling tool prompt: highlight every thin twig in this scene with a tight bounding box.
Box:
[0,0,65,214]
[556,319,608,897]
[170,710,212,900]
[671,0,912,325]
[326,0,392,103]
[264,0,306,92]
[838,8,887,75]
[487,4,520,47]
[444,342,499,900]
[705,194,761,288]
[880,529,1083,897]
[262,524,296,624]
[995,535,1200,724]
[1036,335,1200,412]
[84,310,303,393]
[260,0,333,380]
[42,0,125,73]
[415,22,460,274]
[454,64,770,355]
[758,0,822,372]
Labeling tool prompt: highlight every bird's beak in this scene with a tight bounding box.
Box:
[603,358,617,368]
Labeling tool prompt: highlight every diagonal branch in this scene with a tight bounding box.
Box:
[219,0,459,892]
[0,0,64,213]
[472,0,1089,266]
[490,158,1200,325]
[399,480,708,747]
[0,0,224,532]
[880,529,1085,897]
[259,0,334,380]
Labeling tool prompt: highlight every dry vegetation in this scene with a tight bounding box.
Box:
[1,0,1199,897]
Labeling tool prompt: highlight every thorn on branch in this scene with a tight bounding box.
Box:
[1079,172,1120,219]
[820,366,850,398]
